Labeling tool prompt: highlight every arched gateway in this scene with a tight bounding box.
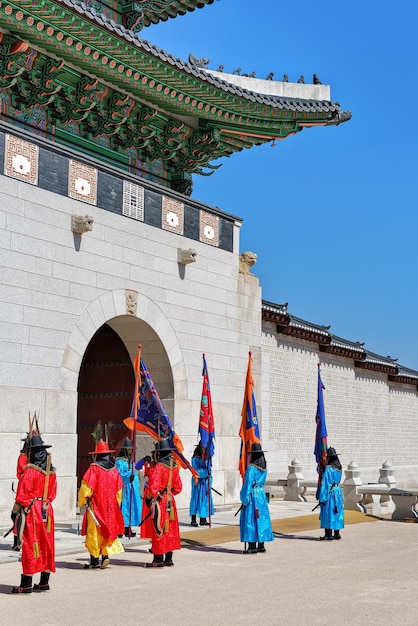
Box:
[76,324,134,484]
[76,316,176,486]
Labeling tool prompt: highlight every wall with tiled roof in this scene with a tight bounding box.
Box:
[261,322,418,486]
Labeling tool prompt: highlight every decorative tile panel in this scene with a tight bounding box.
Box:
[123,181,144,221]
[0,130,234,252]
[68,159,97,205]
[162,196,184,234]
[5,134,38,185]
[200,210,219,246]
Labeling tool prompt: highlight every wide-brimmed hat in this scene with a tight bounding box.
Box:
[89,439,115,455]
[121,438,133,449]
[250,443,266,454]
[327,447,339,457]
[29,434,51,449]
[155,439,172,456]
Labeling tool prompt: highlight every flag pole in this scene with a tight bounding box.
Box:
[315,362,328,501]
[204,353,212,529]
[246,352,252,473]
[128,344,141,538]
[239,351,260,480]
[199,353,215,528]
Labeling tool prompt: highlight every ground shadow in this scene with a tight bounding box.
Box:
[274,532,320,541]
[182,544,243,555]
[55,557,149,569]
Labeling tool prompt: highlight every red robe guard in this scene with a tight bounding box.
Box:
[11,434,57,594]
[78,439,124,569]
[145,439,182,568]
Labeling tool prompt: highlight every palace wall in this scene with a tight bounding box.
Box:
[0,126,261,523]
[2,124,418,525]
[261,323,418,487]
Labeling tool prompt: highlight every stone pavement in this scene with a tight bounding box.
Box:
[1,499,418,625]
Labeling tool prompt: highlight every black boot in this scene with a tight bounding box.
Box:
[83,554,100,569]
[320,529,334,541]
[12,535,20,551]
[191,515,198,527]
[101,555,109,569]
[199,517,209,526]
[244,542,257,554]
[145,554,164,568]
[334,530,341,540]
[124,526,136,537]
[33,572,50,592]
[164,551,174,566]
[257,542,266,553]
[11,574,32,594]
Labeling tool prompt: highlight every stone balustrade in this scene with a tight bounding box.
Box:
[265,459,418,520]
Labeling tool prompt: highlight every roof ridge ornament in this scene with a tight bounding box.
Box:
[189,53,210,69]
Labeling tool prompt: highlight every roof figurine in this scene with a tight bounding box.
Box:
[297,75,305,84]
[313,73,322,84]
[266,72,274,80]
[188,52,210,68]
[0,2,351,196]
[282,74,289,82]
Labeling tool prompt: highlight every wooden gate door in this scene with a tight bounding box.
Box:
[76,323,135,485]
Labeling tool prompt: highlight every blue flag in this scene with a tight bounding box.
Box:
[314,364,328,498]
[124,355,197,478]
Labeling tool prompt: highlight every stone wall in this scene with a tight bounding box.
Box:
[262,322,418,487]
[0,129,261,523]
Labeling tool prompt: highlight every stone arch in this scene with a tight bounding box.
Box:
[61,289,187,398]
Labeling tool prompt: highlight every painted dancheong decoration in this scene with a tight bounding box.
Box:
[0,1,350,196]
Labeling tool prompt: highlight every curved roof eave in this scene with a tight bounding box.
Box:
[139,0,216,29]
[9,0,351,125]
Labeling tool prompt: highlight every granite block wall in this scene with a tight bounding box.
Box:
[262,322,418,487]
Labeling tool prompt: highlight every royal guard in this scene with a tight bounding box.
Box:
[78,427,125,569]
[115,438,142,537]
[239,443,274,554]
[10,432,57,594]
[135,451,155,548]
[318,447,345,540]
[145,439,182,568]
[11,433,30,551]
[16,433,30,480]
[189,441,214,527]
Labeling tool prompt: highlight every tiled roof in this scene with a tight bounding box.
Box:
[261,300,418,383]
[56,0,350,120]
[355,350,398,375]
[322,335,366,360]
[139,0,216,28]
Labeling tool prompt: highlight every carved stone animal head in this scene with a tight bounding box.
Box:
[71,214,94,234]
[239,251,258,275]
[178,248,197,265]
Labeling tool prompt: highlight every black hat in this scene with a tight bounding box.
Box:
[29,435,51,449]
[327,447,338,457]
[156,439,171,456]
[193,441,203,456]
[121,438,133,449]
[251,443,266,454]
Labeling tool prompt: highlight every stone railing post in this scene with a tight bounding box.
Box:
[283,458,305,502]
[342,461,364,512]
[378,460,396,514]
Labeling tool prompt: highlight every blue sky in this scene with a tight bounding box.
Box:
[145,1,418,368]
